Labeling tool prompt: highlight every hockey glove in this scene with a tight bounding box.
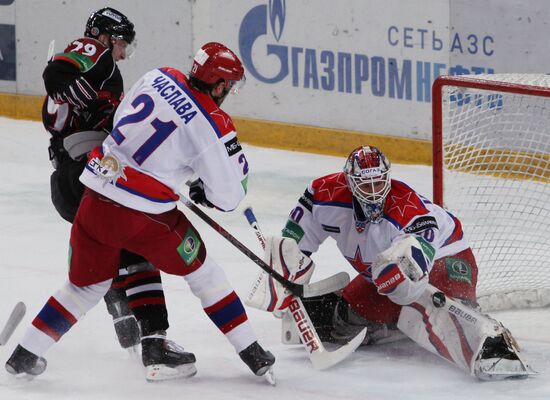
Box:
[246,236,316,312]
[53,76,98,109]
[372,235,434,305]
[85,91,121,131]
[189,179,215,208]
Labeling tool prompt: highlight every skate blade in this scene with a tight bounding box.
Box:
[125,345,141,363]
[145,363,197,382]
[5,369,39,382]
[259,366,276,386]
[475,358,538,381]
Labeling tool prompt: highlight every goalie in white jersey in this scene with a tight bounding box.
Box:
[248,146,535,380]
[6,42,275,382]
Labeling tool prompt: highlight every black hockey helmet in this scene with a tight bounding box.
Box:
[85,7,136,44]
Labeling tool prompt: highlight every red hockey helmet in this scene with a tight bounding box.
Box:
[344,146,392,205]
[190,42,245,93]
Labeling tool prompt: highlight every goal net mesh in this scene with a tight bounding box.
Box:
[438,74,550,311]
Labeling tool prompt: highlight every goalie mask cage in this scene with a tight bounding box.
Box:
[432,74,550,311]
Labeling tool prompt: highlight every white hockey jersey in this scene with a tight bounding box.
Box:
[282,172,469,282]
[80,67,249,214]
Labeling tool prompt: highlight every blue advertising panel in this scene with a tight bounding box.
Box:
[0,24,16,81]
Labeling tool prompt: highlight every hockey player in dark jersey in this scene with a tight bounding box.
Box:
[16,7,192,381]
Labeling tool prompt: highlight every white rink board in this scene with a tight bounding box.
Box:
[3,1,550,139]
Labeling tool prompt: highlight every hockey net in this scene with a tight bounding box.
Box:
[432,74,550,311]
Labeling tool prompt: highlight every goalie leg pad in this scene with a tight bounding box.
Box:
[398,284,535,379]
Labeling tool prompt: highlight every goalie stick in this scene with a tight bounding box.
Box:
[180,196,349,297]
[243,207,367,370]
[0,302,26,346]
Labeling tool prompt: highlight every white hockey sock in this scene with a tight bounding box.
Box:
[20,279,111,356]
[184,255,256,353]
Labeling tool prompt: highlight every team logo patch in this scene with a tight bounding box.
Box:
[355,219,366,233]
[404,216,438,234]
[225,136,242,156]
[445,258,473,285]
[282,220,305,242]
[88,152,127,186]
[177,229,201,265]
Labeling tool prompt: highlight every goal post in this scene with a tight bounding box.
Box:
[432,74,550,310]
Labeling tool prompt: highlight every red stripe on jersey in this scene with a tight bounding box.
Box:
[444,214,464,246]
[52,55,81,69]
[63,38,109,63]
[88,147,179,203]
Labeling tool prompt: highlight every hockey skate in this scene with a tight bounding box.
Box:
[238,341,276,385]
[331,299,406,346]
[141,334,197,381]
[474,328,537,381]
[5,345,47,377]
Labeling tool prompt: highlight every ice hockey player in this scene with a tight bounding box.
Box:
[30,7,192,380]
[247,145,535,380]
[5,38,275,383]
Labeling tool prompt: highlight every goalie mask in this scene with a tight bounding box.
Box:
[344,146,391,223]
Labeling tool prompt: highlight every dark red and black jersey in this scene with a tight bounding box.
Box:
[42,37,123,138]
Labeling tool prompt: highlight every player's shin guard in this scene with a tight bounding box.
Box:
[18,279,112,359]
[184,255,256,353]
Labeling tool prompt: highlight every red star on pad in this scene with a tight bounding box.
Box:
[386,191,418,217]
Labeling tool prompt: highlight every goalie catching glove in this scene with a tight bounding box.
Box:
[372,235,435,305]
[246,236,315,312]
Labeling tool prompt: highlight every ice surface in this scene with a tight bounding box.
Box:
[0,117,548,399]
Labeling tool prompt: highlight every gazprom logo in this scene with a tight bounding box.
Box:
[239,0,288,84]
[269,0,285,41]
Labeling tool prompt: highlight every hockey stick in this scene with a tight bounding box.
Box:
[179,196,349,297]
[0,302,26,346]
[243,207,366,370]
